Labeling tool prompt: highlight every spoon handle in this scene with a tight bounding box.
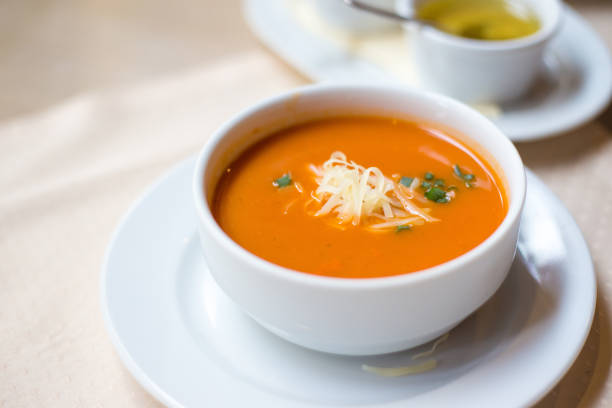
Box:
[342,0,416,23]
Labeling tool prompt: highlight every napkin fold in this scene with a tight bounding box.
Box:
[0,50,302,408]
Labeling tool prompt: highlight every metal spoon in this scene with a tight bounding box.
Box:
[342,0,433,26]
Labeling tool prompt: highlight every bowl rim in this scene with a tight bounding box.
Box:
[403,0,564,51]
[193,83,526,290]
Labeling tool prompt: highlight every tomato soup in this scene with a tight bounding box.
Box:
[212,116,507,278]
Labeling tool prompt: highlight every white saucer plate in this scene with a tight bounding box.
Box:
[243,0,612,142]
[101,157,596,408]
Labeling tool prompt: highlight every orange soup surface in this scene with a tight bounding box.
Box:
[212,116,507,279]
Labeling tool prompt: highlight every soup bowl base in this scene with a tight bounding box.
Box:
[256,317,459,356]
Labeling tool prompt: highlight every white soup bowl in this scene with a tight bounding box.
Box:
[193,84,526,355]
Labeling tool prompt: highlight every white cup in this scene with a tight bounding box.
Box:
[193,84,526,356]
[313,0,398,32]
[399,0,563,103]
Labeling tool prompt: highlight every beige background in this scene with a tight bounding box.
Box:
[1,0,611,407]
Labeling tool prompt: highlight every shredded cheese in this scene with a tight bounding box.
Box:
[411,332,450,360]
[362,359,437,377]
[361,332,450,377]
[309,152,438,230]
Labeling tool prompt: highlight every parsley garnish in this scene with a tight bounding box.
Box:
[400,176,414,187]
[453,165,476,188]
[434,179,445,187]
[424,172,434,181]
[425,187,449,203]
[396,224,412,233]
[273,173,292,188]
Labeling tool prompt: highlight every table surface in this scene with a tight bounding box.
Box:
[1,1,611,407]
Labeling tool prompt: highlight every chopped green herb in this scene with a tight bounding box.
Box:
[453,164,463,178]
[396,224,412,233]
[424,172,434,181]
[421,181,432,190]
[273,173,292,188]
[400,176,414,188]
[425,187,449,203]
[453,164,476,187]
[434,179,445,187]
[447,186,458,191]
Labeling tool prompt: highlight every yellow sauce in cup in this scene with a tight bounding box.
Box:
[417,0,540,41]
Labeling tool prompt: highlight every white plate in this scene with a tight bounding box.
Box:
[101,157,596,408]
[243,0,612,142]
